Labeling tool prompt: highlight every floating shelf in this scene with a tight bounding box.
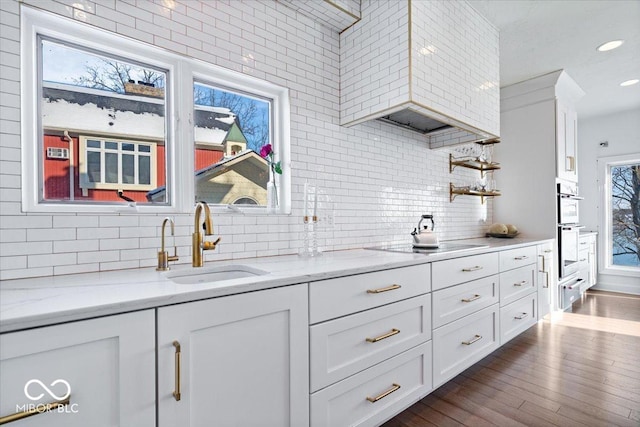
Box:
[449,183,500,204]
[474,137,500,145]
[449,154,500,177]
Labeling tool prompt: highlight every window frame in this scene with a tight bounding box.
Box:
[78,136,158,192]
[21,7,290,214]
[598,153,640,277]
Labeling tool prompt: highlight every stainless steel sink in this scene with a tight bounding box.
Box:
[366,242,489,255]
[166,265,269,285]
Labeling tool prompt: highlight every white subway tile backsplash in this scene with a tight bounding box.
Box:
[28,252,76,268]
[1,0,495,280]
[77,249,119,264]
[1,266,53,280]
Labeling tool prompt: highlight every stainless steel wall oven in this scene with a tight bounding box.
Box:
[557,179,584,310]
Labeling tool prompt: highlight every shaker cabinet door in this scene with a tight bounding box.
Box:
[0,310,156,427]
[157,284,309,427]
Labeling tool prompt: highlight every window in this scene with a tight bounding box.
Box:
[193,81,274,209]
[22,7,290,214]
[599,154,640,275]
[79,137,158,191]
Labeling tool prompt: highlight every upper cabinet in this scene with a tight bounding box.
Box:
[556,100,579,182]
[339,0,500,148]
[494,70,584,237]
[500,70,584,183]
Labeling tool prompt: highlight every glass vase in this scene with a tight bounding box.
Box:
[266,179,278,213]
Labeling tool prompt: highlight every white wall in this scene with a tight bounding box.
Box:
[0,0,494,280]
[578,108,640,294]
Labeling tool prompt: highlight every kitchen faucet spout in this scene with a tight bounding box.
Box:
[192,201,220,267]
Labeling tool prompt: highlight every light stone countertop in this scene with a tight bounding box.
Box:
[0,236,552,333]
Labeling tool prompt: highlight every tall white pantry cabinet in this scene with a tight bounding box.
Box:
[494,70,584,311]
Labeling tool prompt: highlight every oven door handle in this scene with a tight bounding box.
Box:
[560,225,585,230]
[563,278,584,290]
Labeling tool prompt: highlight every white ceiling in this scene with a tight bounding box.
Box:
[470,0,640,119]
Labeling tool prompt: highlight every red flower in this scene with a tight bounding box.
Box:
[260,143,272,158]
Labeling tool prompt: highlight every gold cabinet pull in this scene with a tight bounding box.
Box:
[538,255,546,273]
[0,397,70,425]
[461,334,482,345]
[366,383,401,403]
[461,294,481,303]
[173,340,182,401]
[462,266,482,272]
[544,249,553,253]
[514,255,529,260]
[513,280,528,287]
[366,328,400,343]
[514,312,528,320]
[366,284,401,294]
[544,271,550,288]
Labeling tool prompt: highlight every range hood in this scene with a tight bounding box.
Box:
[379,109,452,134]
[339,0,500,148]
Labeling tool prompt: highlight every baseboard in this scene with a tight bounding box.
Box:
[591,282,640,296]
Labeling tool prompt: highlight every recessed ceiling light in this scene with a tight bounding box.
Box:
[597,40,624,52]
[620,79,639,87]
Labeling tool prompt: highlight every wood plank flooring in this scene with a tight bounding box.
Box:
[383,290,640,427]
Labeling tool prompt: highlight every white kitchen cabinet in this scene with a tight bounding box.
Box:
[432,304,499,388]
[431,275,499,329]
[0,310,155,427]
[431,252,499,291]
[499,246,537,272]
[309,265,432,427]
[494,70,584,237]
[499,264,537,307]
[310,294,431,392]
[537,242,555,318]
[579,233,598,291]
[309,263,431,324]
[157,285,309,427]
[556,100,579,182]
[500,293,537,345]
[311,342,432,427]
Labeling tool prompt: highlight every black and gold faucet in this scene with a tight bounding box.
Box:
[157,217,179,271]
[192,201,221,267]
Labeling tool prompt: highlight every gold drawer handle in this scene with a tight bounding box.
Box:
[513,280,528,287]
[366,284,401,294]
[514,256,529,260]
[0,397,70,425]
[514,312,528,320]
[366,328,400,343]
[173,340,182,401]
[366,383,401,403]
[461,334,482,345]
[544,249,553,253]
[462,266,483,272]
[461,294,481,303]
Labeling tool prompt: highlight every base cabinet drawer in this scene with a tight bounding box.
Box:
[432,275,499,328]
[311,341,432,427]
[432,304,499,388]
[499,264,537,307]
[310,264,431,324]
[310,295,431,392]
[500,293,537,345]
[432,253,499,291]
[499,246,537,272]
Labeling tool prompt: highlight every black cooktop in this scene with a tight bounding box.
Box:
[366,242,489,255]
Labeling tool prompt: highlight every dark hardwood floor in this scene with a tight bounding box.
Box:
[383,290,640,427]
